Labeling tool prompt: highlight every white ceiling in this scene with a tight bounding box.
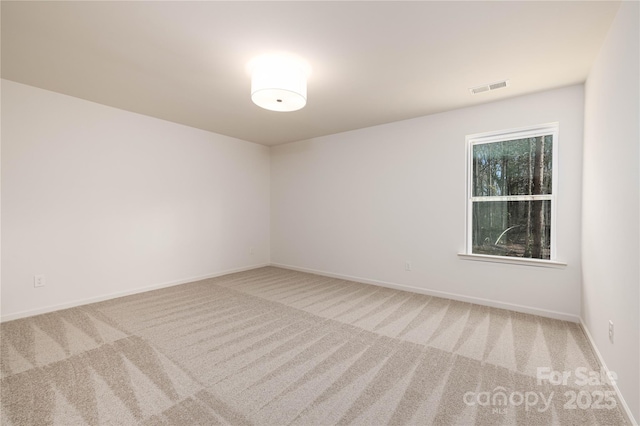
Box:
[1,1,620,146]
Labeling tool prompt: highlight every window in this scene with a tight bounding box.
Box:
[466,123,558,261]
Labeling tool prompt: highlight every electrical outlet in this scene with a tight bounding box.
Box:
[405,261,412,271]
[34,274,45,288]
[608,320,614,343]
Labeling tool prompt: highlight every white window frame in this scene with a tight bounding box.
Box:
[460,122,565,268]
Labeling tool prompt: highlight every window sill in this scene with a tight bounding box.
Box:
[457,253,567,269]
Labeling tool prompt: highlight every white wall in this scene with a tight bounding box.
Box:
[582,1,640,422]
[271,85,585,320]
[1,80,271,320]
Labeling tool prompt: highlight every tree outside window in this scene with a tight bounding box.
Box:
[467,124,558,260]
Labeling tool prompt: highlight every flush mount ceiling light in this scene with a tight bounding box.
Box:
[249,54,310,112]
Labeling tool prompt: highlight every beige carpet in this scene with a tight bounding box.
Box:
[1,266,629,425]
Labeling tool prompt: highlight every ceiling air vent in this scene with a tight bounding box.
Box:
[470,79,510,95]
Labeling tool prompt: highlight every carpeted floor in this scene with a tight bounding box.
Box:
[1,266,630,425]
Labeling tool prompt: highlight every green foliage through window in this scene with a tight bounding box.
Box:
[468,127,556,260]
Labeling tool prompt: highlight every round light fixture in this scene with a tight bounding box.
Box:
[250,54,310,112]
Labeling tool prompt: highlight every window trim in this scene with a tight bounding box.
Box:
[457,253,566,268]
[463,122,561,264]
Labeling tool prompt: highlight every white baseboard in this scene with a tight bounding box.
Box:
[270,263,581,323]
[579,318,638,426]
[0,263,270,323]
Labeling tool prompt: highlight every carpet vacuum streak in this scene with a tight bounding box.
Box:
[0,267,629,425]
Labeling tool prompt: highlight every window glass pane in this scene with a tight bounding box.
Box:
[472,135,553,197]
[472,200,551,259]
